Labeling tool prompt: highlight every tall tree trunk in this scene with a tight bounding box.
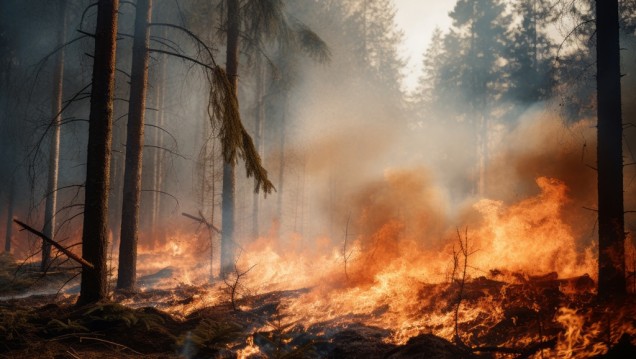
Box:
[42,0,67,272]
[150,52,165,239]
[468,8,480,197]
[108,108,125,249]
[4,178,15,253]
[252,56,264,240]
[276,92,287,225]
[117,0,152,291]
[78,0,119,305]
[221,0,240,277]
[596,0,626,298]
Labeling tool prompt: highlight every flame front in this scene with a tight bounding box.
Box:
[129,170,634,358]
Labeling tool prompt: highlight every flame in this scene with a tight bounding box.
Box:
[124,169,634,357]
[236,336,262,359]
[556,307,606,357]
[469,177,596,279]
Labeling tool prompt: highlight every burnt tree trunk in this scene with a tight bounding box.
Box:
[221,0,239,278]
[596,0,626,297]
[4,178,15,253]
[150,51,166,239]
[252,55,264,240]
[117,0,152,291]
[276,92,287,226]
[77,0,119,305]
[108,106,125,248]
[42,0,67,271]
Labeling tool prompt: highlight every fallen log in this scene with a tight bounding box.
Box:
[13,219,94,270]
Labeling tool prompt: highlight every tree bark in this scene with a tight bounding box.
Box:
[77,0,119,305]
[276,92,287,225]
[150,51,165,239]
[42,0,67,271]
[117,0,152,291]
[221,0,240,278]
[252,56,264,240]
[596,0,626,298]
[108,108,124,249]
[4,178,15,253]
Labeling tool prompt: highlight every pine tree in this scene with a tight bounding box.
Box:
[414,28,456,119]
[78,0,119,305]
[347,0,405,97]
[505,0,555,106]
[596,0,627,298]
[553,0,596,122]
[220,0,240,278]
[216,0,326,275]
[42,0,67,271]
[448,0,510,195]
[117,0,153,291]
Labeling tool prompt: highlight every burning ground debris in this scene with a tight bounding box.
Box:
[1,152,635,359]
[1,171,635,358]
[0,258,635,358]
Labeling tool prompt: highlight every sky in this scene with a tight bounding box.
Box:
[393,0,455,92]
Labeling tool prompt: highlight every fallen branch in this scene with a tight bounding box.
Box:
[13,219,94,270]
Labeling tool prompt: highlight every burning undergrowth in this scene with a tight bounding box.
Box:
[99,168,632,357]
[2,117,636,358]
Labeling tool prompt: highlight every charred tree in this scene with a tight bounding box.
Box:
[77,0,119,305]
[221,0,240,278]
[108,106,125,247]
[42,0,67,272]
[251,55,264,240]
[596,0,626,297]
[117,0,153,291]
[276,92,287,224]
[4,178,15,253]
[150,51,166,239]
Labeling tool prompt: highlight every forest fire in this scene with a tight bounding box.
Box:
[2,0,636,357]
[115,171,633,358]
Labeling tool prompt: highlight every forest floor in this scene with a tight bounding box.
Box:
[1,252,636,359]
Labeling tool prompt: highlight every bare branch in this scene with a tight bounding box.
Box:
[143,144,188,160]
[148,48,214,71]
[182,212,221,234]
[148,23,218,66]
[13,219,94,269]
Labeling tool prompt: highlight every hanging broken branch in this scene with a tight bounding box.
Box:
[182,211,221,234]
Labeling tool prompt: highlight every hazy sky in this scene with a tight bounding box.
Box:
[393,0,455,92]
